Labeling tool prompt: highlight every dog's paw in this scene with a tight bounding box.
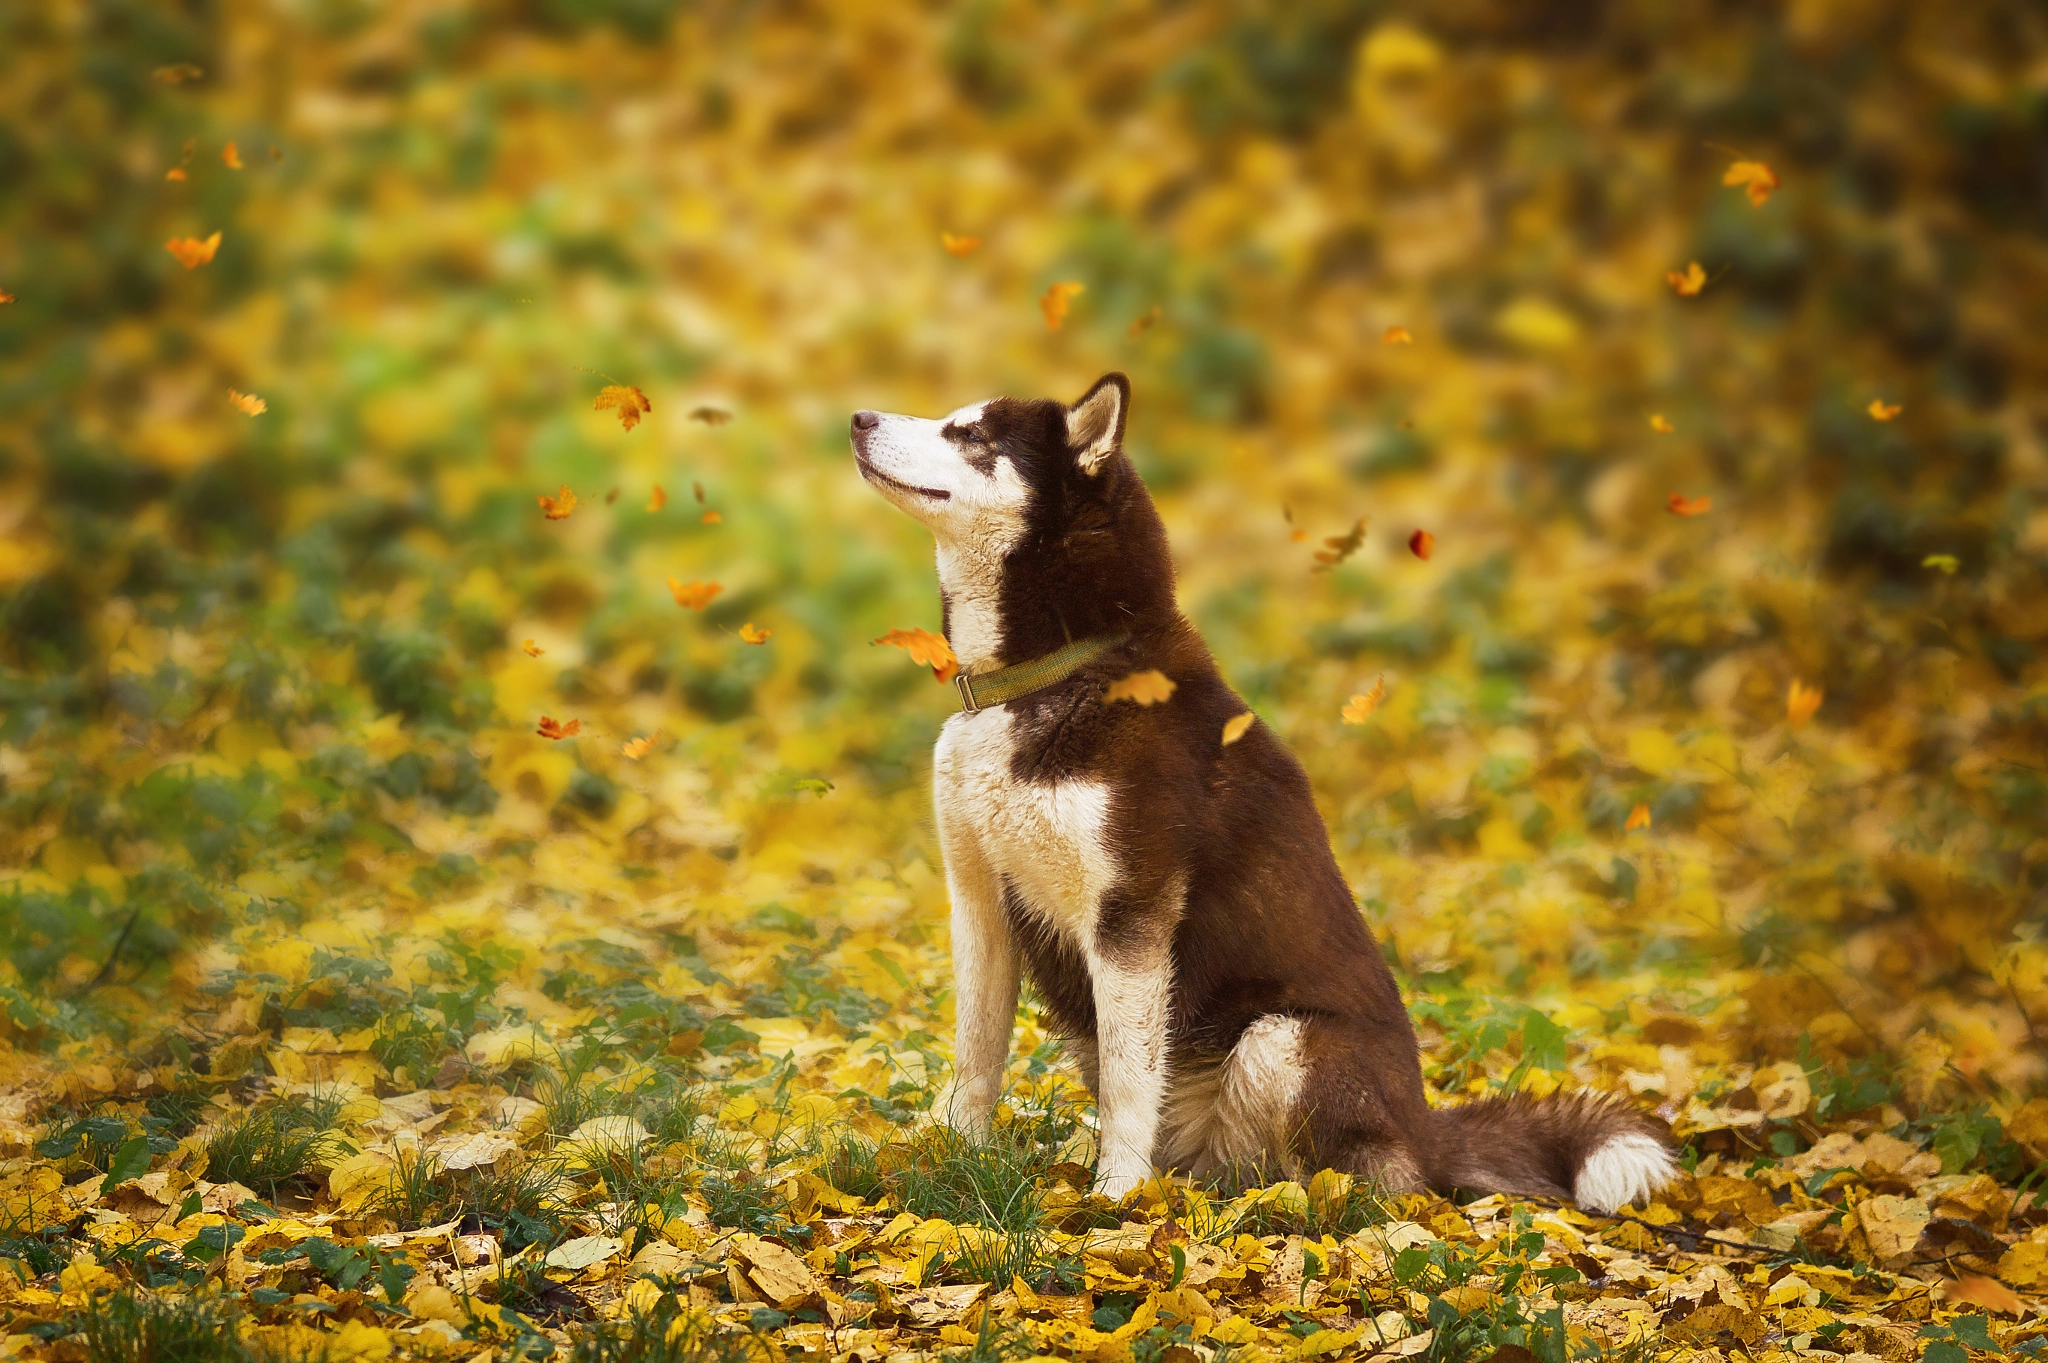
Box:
[1091,1166,1147,1203]
[923,1083,994,1139]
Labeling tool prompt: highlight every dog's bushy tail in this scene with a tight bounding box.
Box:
[1422,1091,1676,1214]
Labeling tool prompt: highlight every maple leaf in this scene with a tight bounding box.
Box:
[594,384,651,431]
[647,484,667,512]
[1723,159,1779,207]
[1382,325,1413,344]
[1667,493,1712,516]
[537,485,577,520]
[1786,679,1823,726]
[522,640,544,657]
[1625,802,1652,831]
[1040,281,1085,331]
[702,510,723,524]
[1104,669,1175,705]
[737,622,772,644]
[1649,413,1674,433]
[1129,304,1162,337]
[873,628,959,683]
[221,141,243,169]
[536,716,581,740]
[667,578,722,610]
[165,232,222,269]
[688,405,731,425]
[1221,712,1255,747]
[1341,677,1386,724]
[1313,518,1369,571]
[941,232,980,256]
[1665,261,1706,296]
[1408,529,1435,560]
[621,735,656,760]
[1868,399,1901,421]
[227,389,266,416]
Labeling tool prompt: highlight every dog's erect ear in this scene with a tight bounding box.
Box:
[1067,373,1129,475]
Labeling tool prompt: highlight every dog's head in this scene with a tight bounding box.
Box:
[851,373,1173,665]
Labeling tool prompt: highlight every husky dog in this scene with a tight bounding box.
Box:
[851,374,1675,1212]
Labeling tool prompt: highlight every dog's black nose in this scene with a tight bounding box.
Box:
[851,410,880,432]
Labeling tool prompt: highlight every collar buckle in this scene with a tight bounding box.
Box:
[955,672,981,714]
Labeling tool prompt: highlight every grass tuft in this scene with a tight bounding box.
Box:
[205,1093,350,1201]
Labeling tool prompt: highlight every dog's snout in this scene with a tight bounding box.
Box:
[851,410,881,433]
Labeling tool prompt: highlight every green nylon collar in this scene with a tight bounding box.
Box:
[954,633,1130,713]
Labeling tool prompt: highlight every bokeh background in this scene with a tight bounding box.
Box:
[4,0,2048,1150]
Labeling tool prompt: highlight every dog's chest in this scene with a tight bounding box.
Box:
[935,706,1116,943]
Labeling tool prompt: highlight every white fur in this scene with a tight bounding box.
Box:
[1159,1014,1308,1177]
[1572,1132,1677,1214]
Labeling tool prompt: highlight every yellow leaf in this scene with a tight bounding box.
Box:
[226,389,266,415]
[1868,398,1901,421]
[522,639,544,656]
[873,627,959,682]
[940,232,980,256]
[1665,261,1706,296]
[667,578,722,610]
[1040,280,1085,330]
[1104,669,1175,705]
[621,734,655,759]
[1922,553,1958,574]
[537,484,577,519]
[1221,712,1255,746]
[1342,676,1386,724]
[1625,802,1652,831]
[1786,678,1823,726]
[1382,325,1413,344]
[221,140,243,169]
[738,622,772,644]
[594,383,652,431]
[164,231,221,269]
[1649,413,1674,432]
[647,484,667,511]
[1722,159,1780,207]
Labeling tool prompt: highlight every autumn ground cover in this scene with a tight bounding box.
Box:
[4,1,2048,1360]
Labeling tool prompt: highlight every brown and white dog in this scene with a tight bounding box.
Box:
[851,374,1676,1213]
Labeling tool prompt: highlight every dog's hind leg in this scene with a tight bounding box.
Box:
[1281,1018,1434,1195]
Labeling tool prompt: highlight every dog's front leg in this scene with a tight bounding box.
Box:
[1086,928,1174,1202]
[933,824,1018,1138]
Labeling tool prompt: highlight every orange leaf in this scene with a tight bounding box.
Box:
[1040,281,1085,331]
[737,622,772,645]
[536,716,581,740]
[1105,670,1175,705]
[1408,529,1434,560]
[0,289,12,303]
[667,578,722,611]
[1787,679,1823,726]
[1667,493,1712,516]
[1313,518,1369,571]
[1868,399,1901,421]
[1665,261,1706,296]
[164,231,221,269]
[1946,1275,2025,1316]
[1649,413,1674,433]
[941,232,981,257]
[1341,677,1387,725]
[688,405,731,425]
[1625,802,1652,831]
[1221,712,1255,746]
[873,627,959,683]
[1722,159,1779,207]
[1381,325,1413,345]
[165,166,188,181]
[1128,304,1162,337]
[647,484,667,512]
[522,640,544,657]
[221,141,243,170]
[621,735,656,760]
[537,485,577,520]
[594,384,651,431]
[226,389,266,416]
[701,510,723,524]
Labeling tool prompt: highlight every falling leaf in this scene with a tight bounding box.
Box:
[594,384,651,431]
[1787,679,1823,726]
[226,389,266,416]
[165,166,187,181]
[1341,677,1387,724]
[1667,493,1712,516]
[1128,304,1162,337]
[1105,670,1175,705]
[1665,261,1707,296]
[604,486,620,504]
[536,716,581,740]
[647,484,667,511]
[702,510,723,524]
[164,231,222,269]
[1282,504,1309,543]
[1946,1275,2025,1316]
[667,578,722,610]
[1625,802,1652,831]
[1723,159,1780,207]
[1382,325,1413,345]
[522,640,544,657]
[1040,281,1085,330]
[1221,712,1255,746]
[537,485,577,520]
[873,628,959,683]
[692,481,706,503]
[0,290,12,303]
[1313,518,1369,571]
[941,232,981,256]
[153,63,203,84]
[221,141,243,169]
[1408,529,1435,560]
[1868,399,1901,421]
[1922,553,1959,575]
[621,735,656,760]
[688,405,731,425]
[1649,413,1674,433]
[737,622,772,644]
